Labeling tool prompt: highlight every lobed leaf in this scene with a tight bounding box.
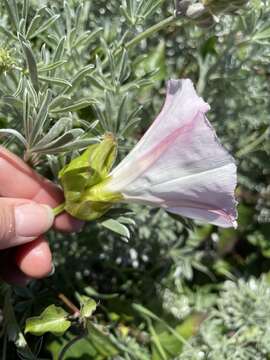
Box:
[25,305,71,336]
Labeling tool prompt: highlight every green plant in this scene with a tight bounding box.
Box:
[1,0,270,359]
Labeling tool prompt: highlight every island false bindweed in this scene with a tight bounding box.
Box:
[59,79,237,228]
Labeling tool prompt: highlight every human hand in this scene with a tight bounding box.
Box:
[0,146,83,285]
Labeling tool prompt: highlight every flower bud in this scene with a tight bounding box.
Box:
[178,0,248,28]
[203,0,249,14]
[186,3,214,27]
[0,48,14,75]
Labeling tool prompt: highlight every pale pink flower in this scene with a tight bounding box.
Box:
[105,79,237,228]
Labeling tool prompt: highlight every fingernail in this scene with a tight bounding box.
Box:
[15,203,54,238]
[47,263,55,277]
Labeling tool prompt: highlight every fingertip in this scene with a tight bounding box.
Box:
[15,237,53,279]
[34,184,84,233]
[53,212,84,233]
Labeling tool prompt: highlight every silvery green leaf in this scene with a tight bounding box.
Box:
[27,14,60,39]
[25,6,46,39]
[115,95,128,133]
[19,19,26,36]
[92,103,110,131]
[0,25,17,40]
[19,36,39,93]
[117,49,131,84]
[100,219,130,240]
[50,98,96,113]
[95,55,104,76]
[79,119,99,132]
[3,0,19,31]
[87,74,108,90]
[52,36,66,63]
[40,138,97,154]
[74,27,103,48]
[49,95,71,110]
[33,117,72,147]
[38,60,67,73]
[22,0,29,29]
[120,4,133,24]
[2,96,23,108]
[0,129,27,147]
[32,129,84,152]
[29,89,52,145]
[26,79,38,107]
[74,2,83,29]
[12,76,24,97]
[67,27,77,50]
[23,90,31,140]
[120,116,141,136]
[137,0,163,19]
[119,106,142,135]
[38,75,72,87]
[121,77,154,92]
[62,64,95,94]
[64,0,72,34]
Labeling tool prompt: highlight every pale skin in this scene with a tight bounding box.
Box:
[0,146,83,285]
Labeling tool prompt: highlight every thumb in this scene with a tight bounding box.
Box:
[0,198,54,250]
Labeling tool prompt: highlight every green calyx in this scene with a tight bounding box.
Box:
[58,133,123,220]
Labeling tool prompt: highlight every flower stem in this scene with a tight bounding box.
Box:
[58,292,80,316]
[53,203,66,216]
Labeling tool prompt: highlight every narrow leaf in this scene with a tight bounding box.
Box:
[33,117,72,147]
[38,60,67,72]
[62,64,95,94]
[29,89,52,145]
[32,129,84,152]
[39,75,72,87]
[0,129,28,147]
[3,0,19,31]
[20,36,39,92]
[28,14,60,39]
[100,219,130,239]
[37,138,96,154]
[50,99,96,113]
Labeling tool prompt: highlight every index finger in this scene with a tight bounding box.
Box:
[0,146,83,232]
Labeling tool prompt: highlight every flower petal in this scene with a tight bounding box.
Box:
[106,79,237,228]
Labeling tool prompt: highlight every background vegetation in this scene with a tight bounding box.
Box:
[0,0,270,359]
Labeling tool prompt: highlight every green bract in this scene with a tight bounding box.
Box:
[58,134,122,220]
